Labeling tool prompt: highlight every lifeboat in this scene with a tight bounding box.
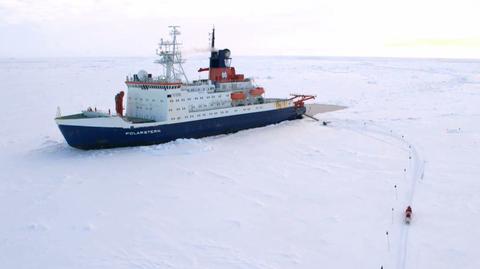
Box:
[231,91,246,100]
[249,87,265,96]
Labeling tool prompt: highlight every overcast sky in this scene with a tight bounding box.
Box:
[1,0,479,58]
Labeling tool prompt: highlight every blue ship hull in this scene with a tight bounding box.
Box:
[58,107,306,150]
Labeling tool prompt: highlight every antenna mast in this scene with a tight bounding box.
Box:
[211,26,215,49]
[155,26,189,83]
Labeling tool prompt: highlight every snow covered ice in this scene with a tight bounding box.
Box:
[0,56,480,268]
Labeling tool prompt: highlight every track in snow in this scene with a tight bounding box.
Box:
[323,118,425,269]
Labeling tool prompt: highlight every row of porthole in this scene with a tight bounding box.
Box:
[130,93,230,104]
[132,85,180,89]
[221,84,249,90]
[168,107,186,112]
[169,104,263,115]
[168,105,265,121]
[130,97,164,103]
[170,110,229,121]
[172,106,255,121]
[166,102,228,113]
[191,102,226,109]
[186,88,213,92]
[169,94,230,102]
[136,107,153,111]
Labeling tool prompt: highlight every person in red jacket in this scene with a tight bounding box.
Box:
[405,206,413,223]
[406,206,412,215]
[115,91,124,116]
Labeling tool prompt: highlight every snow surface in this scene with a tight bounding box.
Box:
[0,56,480,269]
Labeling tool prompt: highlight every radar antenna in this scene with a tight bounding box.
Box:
[155,26,189,83]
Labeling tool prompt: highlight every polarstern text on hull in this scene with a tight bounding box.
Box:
[55,26,315,149]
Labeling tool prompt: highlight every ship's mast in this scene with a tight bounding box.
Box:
[211,26,215,49]
[155,26,189,83]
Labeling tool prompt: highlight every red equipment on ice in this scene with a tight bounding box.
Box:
[290,94,316,108]
[405,206,413,224]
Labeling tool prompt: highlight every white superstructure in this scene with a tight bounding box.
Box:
[123,26,292,125]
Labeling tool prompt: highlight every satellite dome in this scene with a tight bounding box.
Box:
[223,49,231,58]
[137,70,148,81]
